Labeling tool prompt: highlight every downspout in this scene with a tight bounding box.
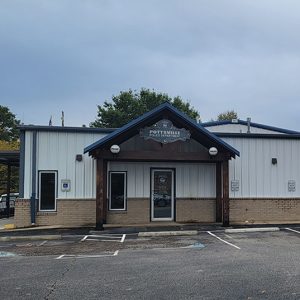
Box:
[19,130,25,199]
[30,131,37,225]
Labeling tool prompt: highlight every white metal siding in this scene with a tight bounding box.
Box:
[224,137,300,198]
[206,124,284,134]
[23,131,106,199]
[23,129,300,200]
[109,162,216,198]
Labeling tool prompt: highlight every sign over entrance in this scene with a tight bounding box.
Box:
[140,119,191,144]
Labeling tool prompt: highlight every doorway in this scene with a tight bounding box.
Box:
[151,169,174,221]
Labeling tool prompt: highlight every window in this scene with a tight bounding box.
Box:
[39,171,57,211]
[109,172,127,210]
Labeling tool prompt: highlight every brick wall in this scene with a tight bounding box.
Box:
[107,198,150,224]
[176,198,216,222]
[14,199,31,228]
[15,197,300,228]
[15,199,96,228]
[230,198,300,224]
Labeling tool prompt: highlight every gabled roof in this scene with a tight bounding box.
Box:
[84,102,239,157]
[18,125,115,134]
[202,120,299,134]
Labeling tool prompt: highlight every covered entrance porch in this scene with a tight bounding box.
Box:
[84,102,239,230]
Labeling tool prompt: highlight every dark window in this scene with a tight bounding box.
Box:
[39,172,56,211]
[110,172,126,210]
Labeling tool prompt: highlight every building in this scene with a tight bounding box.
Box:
[15,102,300,228]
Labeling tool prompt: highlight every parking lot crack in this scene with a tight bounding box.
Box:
[44,258,75,300]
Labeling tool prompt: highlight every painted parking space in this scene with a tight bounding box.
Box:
[207,231,241,249]
[0,227,299,258]
[56,250,119,260]
[285,227,300,234]
[81,234,126,243]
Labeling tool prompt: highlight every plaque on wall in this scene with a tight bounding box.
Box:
[231,180,239,192]
[288,180,296,192]
[140,119,191,144]
[61,179,71,192]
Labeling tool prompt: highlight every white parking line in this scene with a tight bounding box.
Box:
[80,235,88,242]
[285,228,300,234]
[121,234,126,243]
[207,231,241,250]
[81,234,125,243]
[55,250,119,260]
[38,241,47,247]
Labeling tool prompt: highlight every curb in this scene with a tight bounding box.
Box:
[225,227,280,233]
[138,230,198,237]
[4,224,16,230]
[0,235,62,242]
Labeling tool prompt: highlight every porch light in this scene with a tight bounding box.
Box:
[209,147,218,156]
[110,145,120,154]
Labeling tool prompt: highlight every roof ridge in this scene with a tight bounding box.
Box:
[202,119,299,134]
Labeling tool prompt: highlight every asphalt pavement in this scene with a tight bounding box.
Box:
[0,228,299,299]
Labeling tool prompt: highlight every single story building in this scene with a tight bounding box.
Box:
[15,102,300,228]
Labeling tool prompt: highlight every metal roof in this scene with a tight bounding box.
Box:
[84,102,240,157]
[0,151,20,167]
[201,119,299,134]
[18,125,115,134]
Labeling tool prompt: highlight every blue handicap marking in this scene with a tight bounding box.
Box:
[183,242,205,249]
[0,251,17,257]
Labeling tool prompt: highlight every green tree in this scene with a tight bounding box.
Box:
[90,89,200,128]
[0,105,20,141]
[217,110,238,121]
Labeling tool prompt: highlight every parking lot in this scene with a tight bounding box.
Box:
[0,227,299,299]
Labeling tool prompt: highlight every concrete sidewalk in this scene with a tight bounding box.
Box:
[0,223,225,238]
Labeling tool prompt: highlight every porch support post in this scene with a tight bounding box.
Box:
[96,158,107,230]
[222,160,230,227]
[216,162,222,222]
[6,164,11,218]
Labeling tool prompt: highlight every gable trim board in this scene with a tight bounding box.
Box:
[202,119,300,134]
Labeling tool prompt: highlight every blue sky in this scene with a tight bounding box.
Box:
[1,0,300,129]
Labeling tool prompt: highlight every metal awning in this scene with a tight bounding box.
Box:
[0,151,20,167]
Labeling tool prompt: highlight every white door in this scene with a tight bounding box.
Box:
[151,169,174,221]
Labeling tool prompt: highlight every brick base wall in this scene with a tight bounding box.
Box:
[107,198,150,224]
[14,199,31,228]
[14,197,300,228]
[230,199,300,224]
[14,199,96,228]
[176,198,216,222]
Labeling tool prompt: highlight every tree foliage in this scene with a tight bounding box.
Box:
[90,89,200,128]
[0,105,20,141]
[217,110,238,121]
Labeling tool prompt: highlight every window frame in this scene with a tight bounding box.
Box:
[38,170,58,212]
[109,171,127,211]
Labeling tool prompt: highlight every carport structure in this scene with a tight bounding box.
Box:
[0,151,19,217]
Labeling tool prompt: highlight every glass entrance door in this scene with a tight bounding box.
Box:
[151,169,174,221]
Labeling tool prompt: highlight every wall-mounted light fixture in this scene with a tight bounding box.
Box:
[209,147,218,156]
[271,158,277,165]
[76,154,83,162]
[110,145,120,154]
